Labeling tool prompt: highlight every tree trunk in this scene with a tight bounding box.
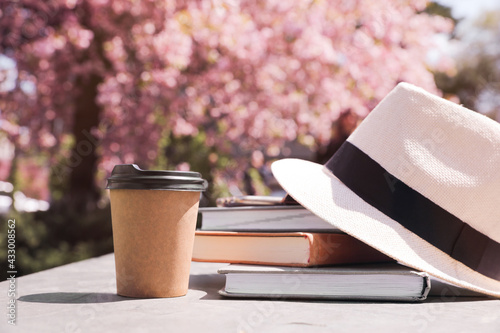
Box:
[64,73,102,212]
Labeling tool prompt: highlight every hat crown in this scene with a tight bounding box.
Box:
[348,83,500,243]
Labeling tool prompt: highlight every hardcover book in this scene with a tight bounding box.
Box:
[192,231,391,267]
[198,206,340,232]
[218,263,431,301]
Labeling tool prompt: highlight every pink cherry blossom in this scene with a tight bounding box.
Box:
[0,0,453,198]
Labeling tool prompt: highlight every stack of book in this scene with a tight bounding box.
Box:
[193,196,474,301]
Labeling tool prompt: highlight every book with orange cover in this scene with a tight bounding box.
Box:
[192,231,392,267]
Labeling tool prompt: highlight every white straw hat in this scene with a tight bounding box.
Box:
[272,82,500,297]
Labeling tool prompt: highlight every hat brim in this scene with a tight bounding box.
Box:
[272,158,500,298]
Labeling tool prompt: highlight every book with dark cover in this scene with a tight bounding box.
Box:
[198,206,340,232]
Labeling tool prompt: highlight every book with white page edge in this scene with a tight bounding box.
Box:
[218,263,431,301]
[198,206,339,232]
[192,231,391,267]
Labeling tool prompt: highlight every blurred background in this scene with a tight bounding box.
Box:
[1,0,499,277]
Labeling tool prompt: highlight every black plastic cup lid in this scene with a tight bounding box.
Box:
[106,164,208,191]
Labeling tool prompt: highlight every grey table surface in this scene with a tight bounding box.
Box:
[1,253,499,333]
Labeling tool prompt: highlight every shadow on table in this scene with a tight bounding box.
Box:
[187,274,493,304]
[208,295,493,305]
[18,292,130,304]
[189,274,226,300]
[423,296,493,303]
[18,273,227,304]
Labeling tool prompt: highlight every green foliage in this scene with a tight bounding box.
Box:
[434,9,500,118]
[426,2,459,25]
[162,131,239,205]
[435,55,498,109]
[0,206,113,279]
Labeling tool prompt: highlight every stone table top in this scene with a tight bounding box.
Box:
[1,253,499,333]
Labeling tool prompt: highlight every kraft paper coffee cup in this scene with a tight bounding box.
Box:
[106,164,207,298]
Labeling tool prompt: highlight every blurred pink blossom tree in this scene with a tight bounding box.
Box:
[0,0,453,209]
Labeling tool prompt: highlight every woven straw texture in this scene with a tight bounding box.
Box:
[348,83,500,243]
[271,83,500,297]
